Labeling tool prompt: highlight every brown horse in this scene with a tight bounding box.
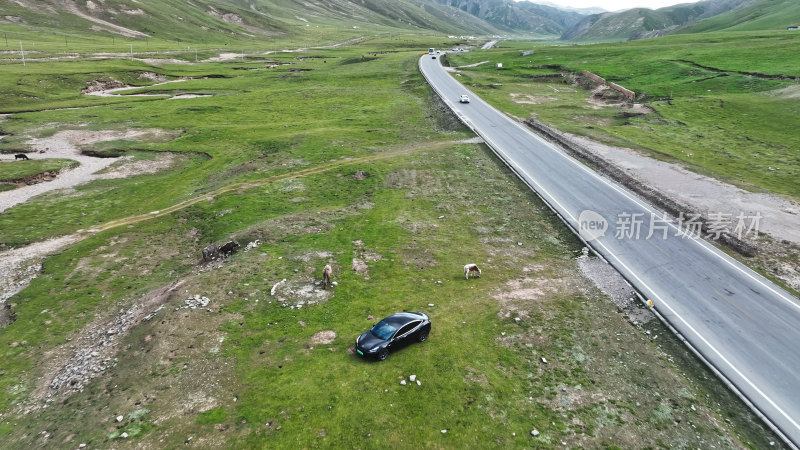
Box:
[464,263,481,279]
[322,264,333,289]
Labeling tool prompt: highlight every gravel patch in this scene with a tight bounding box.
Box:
[576,253,653,324]
[310,330,336,345]
[567,133,800,245]
[0,234,83,305]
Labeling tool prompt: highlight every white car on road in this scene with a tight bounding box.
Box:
[459,94,470,103]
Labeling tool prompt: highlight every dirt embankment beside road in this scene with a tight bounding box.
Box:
[522,117,800,291]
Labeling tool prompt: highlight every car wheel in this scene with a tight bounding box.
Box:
[418,330,429,342]
[377,349,389,361]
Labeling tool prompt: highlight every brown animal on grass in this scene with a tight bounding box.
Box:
[201,241,239,262]
[322,264,333,289]
[219,241,240,257]
[464,263,481,279]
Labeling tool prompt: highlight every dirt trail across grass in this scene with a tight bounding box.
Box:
[0,139,459,306]
[90,140,454,233]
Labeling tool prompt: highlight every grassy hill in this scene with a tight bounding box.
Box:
[0,0,589,49]
[561,7,683,42]
[562,0,758,42]
[679,0,800,33]
[427,0,584,34]
[0,0,498,51]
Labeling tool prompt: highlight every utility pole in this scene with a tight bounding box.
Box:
[19,41,25,66]
[130,43,133,59]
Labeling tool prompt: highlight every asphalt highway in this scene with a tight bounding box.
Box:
[420,53,800,447]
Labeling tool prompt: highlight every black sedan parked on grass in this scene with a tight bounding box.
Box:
[355,312,431,361]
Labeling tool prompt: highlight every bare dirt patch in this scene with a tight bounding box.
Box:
[205,53,242,63]
[625,103,655,114]
[577,252,653,325]
[572,114,614,126]
[270,277,334,309]
[84,78,188,97]
[493,265,579,321]
[138,71,167,82]
[768,84,800,99]
[82,77,125,95]
[459,60,490,68]
[510,92,556,104]
[351,258,368,277]
[291,250,333,263]
[586,85,627,108]
[310,330,336,345]
[0,234,84,305]
[384,169,442,197]
[95,152,177,180]
[351,239,381,280]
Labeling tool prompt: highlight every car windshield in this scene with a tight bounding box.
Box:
[371,320,397,340]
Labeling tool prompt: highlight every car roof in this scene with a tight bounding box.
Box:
[383,312,426,327]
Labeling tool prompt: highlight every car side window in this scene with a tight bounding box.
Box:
[396,321,420,338]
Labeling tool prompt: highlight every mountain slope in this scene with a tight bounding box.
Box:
[0,0,499,43]
[0,0,289,42]
[562,0,758,42]
[0,0,588,45]
[427,0,584,34]
[678,0,800,33]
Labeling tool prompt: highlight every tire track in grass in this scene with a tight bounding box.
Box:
[89,139,457,233]
[1,139,465,304]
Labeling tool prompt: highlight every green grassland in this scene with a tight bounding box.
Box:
[0,36,783,448]
[0,158,76,181]
[447,32,800,199]
[680,0,800,33]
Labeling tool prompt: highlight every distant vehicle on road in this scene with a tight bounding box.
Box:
[355,312,431,361]
[428,47,435,55]
[431,55,437,59]
[459,94,470,103]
